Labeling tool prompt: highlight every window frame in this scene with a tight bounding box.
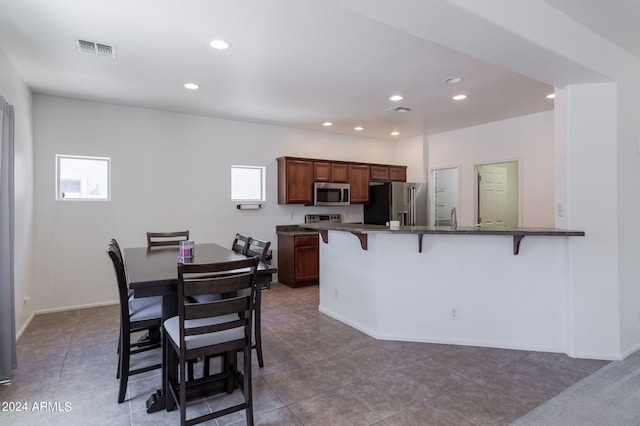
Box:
[231,164,266,203]
[55,154,111,201]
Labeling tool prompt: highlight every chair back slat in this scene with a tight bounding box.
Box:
[183,318,246,336]
[185,296,249,320]
[232,233,250,254]
[245,238,271,262]
[184,273,252,297]
[146,231,189,247]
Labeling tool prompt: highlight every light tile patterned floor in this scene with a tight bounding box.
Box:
[1,283,608,425]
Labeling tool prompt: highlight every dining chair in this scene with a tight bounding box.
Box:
[231,233,250,254]
[146,230,190,247]
[245,237,271,368]
[164,256,259,426]
[106,241,162,403]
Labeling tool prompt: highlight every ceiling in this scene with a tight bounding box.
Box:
[0,0,636,141]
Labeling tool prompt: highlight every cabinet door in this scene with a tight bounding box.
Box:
[295,245,319,281]
[370,165,389,181]
[349,164,370,204]
[331,163,349,183]
[283,159,313,204]
[314,162,331,182]
[389,166,407,182]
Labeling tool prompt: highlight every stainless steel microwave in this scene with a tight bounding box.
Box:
[314,182,350,206]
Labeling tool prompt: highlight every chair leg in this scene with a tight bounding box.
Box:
[166,345,177,412]
[117,329,130,403]
[255,290,264,368]
[179,354,187,426]
[244,347,254,425]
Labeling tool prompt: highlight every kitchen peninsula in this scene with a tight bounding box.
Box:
[302,222,585,355]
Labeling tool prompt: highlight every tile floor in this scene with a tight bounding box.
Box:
[1,283,608,425]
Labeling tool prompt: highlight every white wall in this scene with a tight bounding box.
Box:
[32,94,398,311]
[0,49,36,336]
[427,110,555,228]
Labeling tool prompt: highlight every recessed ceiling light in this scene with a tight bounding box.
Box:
[209,39,231,50]
[354,126,364,131]
[444,76,463,84]
[184,83,199,90]
[390,131,400,136]
[389,95,403,101]
[322,122,333,127]
[452,94,468,101]
[547,93,555,99]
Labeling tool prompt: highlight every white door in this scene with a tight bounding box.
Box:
[478,165,507,226]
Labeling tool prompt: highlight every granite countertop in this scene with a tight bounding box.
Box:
[275,225,320,236]
[300,222,585,237]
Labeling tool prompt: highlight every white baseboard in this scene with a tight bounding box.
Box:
[16,312,36,341]
[36,300,118,315]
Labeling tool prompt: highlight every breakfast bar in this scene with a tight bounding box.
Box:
[302,223,585,355]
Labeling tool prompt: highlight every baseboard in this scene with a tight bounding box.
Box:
[36,300,119,315]
[318,304,570,356]
[16,312,36,341]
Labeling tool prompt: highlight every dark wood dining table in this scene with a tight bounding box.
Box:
[123,243,277,413]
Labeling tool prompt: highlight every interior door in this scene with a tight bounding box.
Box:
[476,161,518,227]
[478,165,507,226]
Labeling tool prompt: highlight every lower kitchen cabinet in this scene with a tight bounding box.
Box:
[277,233,319,288]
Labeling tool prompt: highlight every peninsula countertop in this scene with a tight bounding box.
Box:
[300,222,585,254]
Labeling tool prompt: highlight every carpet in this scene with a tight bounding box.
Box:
[511,350,640,425]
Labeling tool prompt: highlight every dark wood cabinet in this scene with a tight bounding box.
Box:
[278,156,406,204]
[389,166,407,182]
[370,165,389,181]
[313,162,331,182]
[349,164,370,204]
[331,163,349,183]
[277,234,319,288]
[277,158,313,204]
[314,161,349,183]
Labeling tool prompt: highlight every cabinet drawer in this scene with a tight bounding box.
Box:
[295,235,319,247]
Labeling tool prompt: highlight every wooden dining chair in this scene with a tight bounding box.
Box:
[106,241,162,403]
[245,237,271,368]
[231,233,251,254]
[146,230,190,247]
[165,257,259,426]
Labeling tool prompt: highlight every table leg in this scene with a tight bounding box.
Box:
[145,293,177,413]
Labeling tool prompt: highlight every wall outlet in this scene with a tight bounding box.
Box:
[334,289,339,300]
[23,295,31,304]
[450,307,459,320]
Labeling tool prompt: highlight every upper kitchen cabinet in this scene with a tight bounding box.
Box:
[313,161,349,183]
[278,157,313,204]
[331,163,349,183]
[349,164,370,204]
[370,164,406,182]
[389,166,407,182]
[370,165,389,181]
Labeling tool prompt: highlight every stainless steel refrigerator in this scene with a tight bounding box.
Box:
[364,182,428,226]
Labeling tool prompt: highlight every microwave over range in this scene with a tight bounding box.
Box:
[314,182,350,206]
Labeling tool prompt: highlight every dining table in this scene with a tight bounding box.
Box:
[123,242,277,413]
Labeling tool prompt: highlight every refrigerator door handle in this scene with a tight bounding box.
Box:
[409,185,416,226]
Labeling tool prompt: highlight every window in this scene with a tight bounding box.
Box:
[56,155,110,200]
[231,165,265,202]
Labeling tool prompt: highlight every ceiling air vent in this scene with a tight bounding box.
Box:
[76,39,117,58]
[384,105,412,113]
